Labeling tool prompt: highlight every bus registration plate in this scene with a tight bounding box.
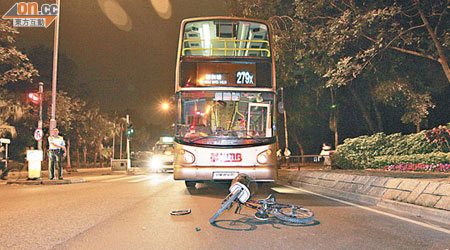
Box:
[213,172,238,180]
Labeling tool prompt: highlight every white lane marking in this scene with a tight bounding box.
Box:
[128,175,159,183]
[101,175,142,182]
[283,185,450,235]
[146,176,172,185]
[83,175,123,181]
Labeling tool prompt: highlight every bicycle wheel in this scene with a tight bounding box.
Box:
[273,205,315,224]
[209,190,240,224]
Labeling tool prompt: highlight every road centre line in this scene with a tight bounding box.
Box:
[129,175,158,183]
[82,175,121,181]
[283,185,450,235]
[102,175,143,182]
[148,176,172,185]
[141,177,169,185]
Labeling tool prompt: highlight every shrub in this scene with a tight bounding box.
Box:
[334,124,450,169]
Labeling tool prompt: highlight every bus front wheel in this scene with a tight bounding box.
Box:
[185,181,196,188]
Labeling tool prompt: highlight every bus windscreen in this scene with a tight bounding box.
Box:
[175,90,275,146]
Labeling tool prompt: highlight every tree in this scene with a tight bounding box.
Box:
[0,20,38,87]
[316,0,450,86]
[292,0,448,133]
[39,91,83,168]
[375,79,435,132]
[226,0,448,139]
[0,20,38,127]
[282,83,332,154]
[77,108,113,167]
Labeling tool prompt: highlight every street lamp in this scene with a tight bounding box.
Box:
[161,102,170,111]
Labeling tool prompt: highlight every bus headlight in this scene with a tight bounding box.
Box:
[181,150,195,164]
[257,149,272,164]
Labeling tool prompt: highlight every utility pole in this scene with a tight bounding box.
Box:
[50,0,61,132]
[281,87,291,157]
[126,115,131,173]
[37,82,44,150]
[112,124,115,160]
[119,124,123,159]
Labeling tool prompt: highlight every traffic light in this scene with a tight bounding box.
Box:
[127,124,134,140]
[27,92,40,114]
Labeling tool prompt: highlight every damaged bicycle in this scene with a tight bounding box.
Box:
[209,174,315,224]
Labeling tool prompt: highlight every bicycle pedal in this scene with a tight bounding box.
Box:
[254,212,269,220]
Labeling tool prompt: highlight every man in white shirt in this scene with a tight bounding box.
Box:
[48,128,66,180]
[319,143,332,166]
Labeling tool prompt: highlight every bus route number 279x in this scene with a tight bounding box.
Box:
[236,71,254,85]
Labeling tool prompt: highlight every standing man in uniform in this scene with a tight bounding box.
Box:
[48,128,66,180]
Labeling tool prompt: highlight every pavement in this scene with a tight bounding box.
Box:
[1,167,120,185]
[278,166,450,226]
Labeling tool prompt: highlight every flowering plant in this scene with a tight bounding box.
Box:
[425,125,450,152]
[384,163,450,172]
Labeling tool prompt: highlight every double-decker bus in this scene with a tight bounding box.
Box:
[173,17,277,188]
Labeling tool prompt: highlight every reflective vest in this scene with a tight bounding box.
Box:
[48,135,65,150]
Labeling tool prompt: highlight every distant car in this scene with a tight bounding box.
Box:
[131,151,152,168]
[149,140,174,172]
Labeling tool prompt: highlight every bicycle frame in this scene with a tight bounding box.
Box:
[209,174,315,224]
[234,194,279,218]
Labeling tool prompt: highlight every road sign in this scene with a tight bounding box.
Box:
[34,128,43,141]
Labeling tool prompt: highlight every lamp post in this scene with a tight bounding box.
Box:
[280,87,290,157]
[49,0,61,132]
[37,82,44,150]
[126,115,130,173]
[160,101,175,135]
[125,115,135,173]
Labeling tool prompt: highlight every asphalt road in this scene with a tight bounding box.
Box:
[0,172,449,249]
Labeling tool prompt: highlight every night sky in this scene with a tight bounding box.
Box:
[1,0,229,125]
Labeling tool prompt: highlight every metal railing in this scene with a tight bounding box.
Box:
[279,154,333,170]
[182,38,270,57]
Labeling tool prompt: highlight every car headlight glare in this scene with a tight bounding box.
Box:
[257,149,272,164]
[181,150,195,164]
[150,157,162,169]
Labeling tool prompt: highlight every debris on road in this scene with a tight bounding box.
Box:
[170,209,191,215]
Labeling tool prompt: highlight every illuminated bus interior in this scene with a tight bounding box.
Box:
[182,20,270,57]
[175,90,275,146]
